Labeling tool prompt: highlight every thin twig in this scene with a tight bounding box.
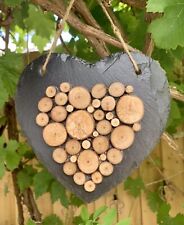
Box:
[162,132,178,151]
[42,0,76,75]
[170,86,184,103]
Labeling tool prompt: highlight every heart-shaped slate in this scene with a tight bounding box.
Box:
[15,52,170,202]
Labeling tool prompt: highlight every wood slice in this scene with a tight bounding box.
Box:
[66,110,95,140]
[92,99,101,108]
[91,83,106,99]
[93,109,105,121]
[36,113,49,127]
[111,118,120,127]
[116,95,144,124]
[55,92,68,106]
[92,136,109,154]
[101,96,116,111]
[93,131,99,137]
[96,120,112,135]
[60,82,71,93]
[107,148,123,165]
[45,86,57,98]
[73,172,86,185]
[108,82,125,97]
[82,140,91,149]
[133,123,141,132]
[110,125,135,150]
[68,86,91,109]
[38,97,53,112]
[66,104,74,112]
[50,106,67,122]
[99,153,106,161]
[77,150,99,174]
[70,155,77,163]
[126,85,134,93]
[106,112,114,120]
[91,171,103,184]
[99,162,113,176]
[87,105,95,113]
[43,122,67,146]
[84,180,96,192]
[52,148,67,164]
[65,139,81,155]
[63,162,77,176]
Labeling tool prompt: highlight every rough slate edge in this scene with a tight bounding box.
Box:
[15,52,170,202]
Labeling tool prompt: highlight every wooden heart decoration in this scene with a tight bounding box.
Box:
[15,52,170,202]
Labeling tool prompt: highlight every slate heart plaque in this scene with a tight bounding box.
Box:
[15,52,170,202]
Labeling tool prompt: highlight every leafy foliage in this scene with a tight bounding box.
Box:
[124,177,145,197]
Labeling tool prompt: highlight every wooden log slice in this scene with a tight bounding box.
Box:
[63,162,77,176]
[45,86,57,98]
[38,97,53,112]
[99,162,113,176]
[68,86,91,109]
[101,96,116,111]
[66,104,74,112]
[107,148,123,165]
[55,92,68,106]
[84,180,96,192]
[92,99,101,108]
[82,140,91,149]
[91,83,106,99]
[65,139,81,155]
[96,120,112,135]
[43,122,67,146]
[70,155,77,163]
[99,153,106,161]
[110,125,135,150]
[36,113,49,127]
[91,171,103,184]
[87,105,95,113]
[77,150,99,174]
[125,85,134,93]
[60,82,71,93]
[92,136,109,154]
[93,109,105,121]
[73,172,86,185]
[111,118,120,127]
[133,123,141,132]
[93,131,99,137]
[106,112,114,120]
[66,110,95,140]
[116,95,144,124]
[52,148,67,164]
[108,82,125,97]
[50,106,67,122]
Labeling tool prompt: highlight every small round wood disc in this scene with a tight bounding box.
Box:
[38,97,53,112]
[68,86,91,109]
[111,118,120,127]
[91,171,103,184]
[36,113,49,127]
[107,148,123,165]
[52,148,67,164]
[93,109,105,121]
[99,162,113,176]
[82,140,91,149]
[60,82,71,93]
[43,122,67,146]
[92,136,109,154]
[77,150,99,174]
[108,82,125,97]
[50,106,67,122]
[96,120,112,135]
[101,96,116,111]
[66,110,95,140]
[87,105,95,113]
[126,85,134,93]
[110,125,135,150]
[63,162,77,176]
[133,123,141,132]
[65,139,81,155]
[106,112,114,120]
[55,92,68,106]
[99,153,106,161]
[92,99,101,108]
[66,104,74,112]
[73,172,86,185]
[93,131,99,137]
[84,180,96,192]
[70,155,77,163]
[45,86,57,98]
[116,95,144,124]
[91,83,106,99]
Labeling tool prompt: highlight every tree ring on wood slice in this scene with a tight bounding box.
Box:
[43,122,67,146]
[60,82,71,93]
[93,109,105,121]
[50,106,67,122]
[38,97,53,112]
[91,83,106,99]
[99,162,113,176]
[116,95,144,124]
[66,110,95,140]
[91,171,103,184]
[36,113,49,127]
[96,120,112,135]
[84,180,96,192]
[45,86,57,98]
[65,139,81,155]
[73,172,86,185]
[68,86,91,109]
[108,82,125,97]
[101,96,116,111]
[63,162,77,176]
[92,136,109,154]
[111,125,134,150]
[52,148,67,164]
[77,150,99,174]
[55,92,68,106]
[107,148,123,165]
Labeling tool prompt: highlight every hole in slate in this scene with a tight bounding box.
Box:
[135,68,142,75]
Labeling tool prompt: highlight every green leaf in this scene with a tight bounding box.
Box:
[0,82,9,109]
[116,218,131,225]
[93,206,107,220]
[42,214,63,225]
[0,150,6,179]
[26,219,36,225]
[5,140,20,171]
[32,34,49,52]
[124,177,145,197]
[70,194,84,207]
[102,208,116,225]
[81,206,89,222]
[147,0,173,13]
[146,191,164,212]
[4,0,23,7]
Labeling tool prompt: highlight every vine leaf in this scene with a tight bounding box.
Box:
[124,177,145,197]
[42,214,63,225]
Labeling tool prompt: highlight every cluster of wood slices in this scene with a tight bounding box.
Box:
[36,82,144,192]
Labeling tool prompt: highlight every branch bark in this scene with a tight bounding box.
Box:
[120,0,146,9]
